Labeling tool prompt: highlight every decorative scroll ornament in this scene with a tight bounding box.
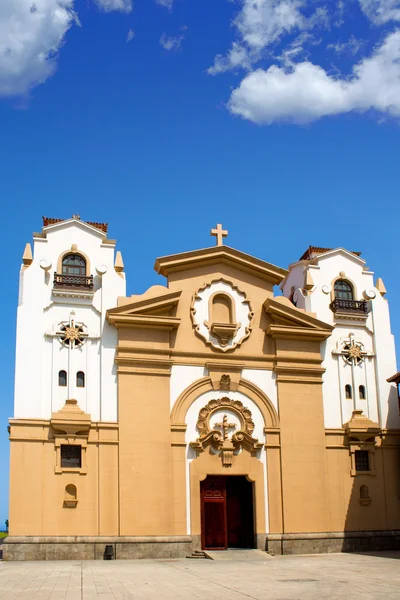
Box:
[57,318,87,348]
[190,397,263,467]
[190,278,253,352]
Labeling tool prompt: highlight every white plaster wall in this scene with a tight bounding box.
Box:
[170,365,207,411]
[242,368,278,412]
[14,220,125,421]
[184,389,269,536]
[370,294,398,428]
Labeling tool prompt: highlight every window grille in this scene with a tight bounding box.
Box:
[334,280,354,300]
[355,450,370,472]
[61,445,82,468]
[62,254,86,276]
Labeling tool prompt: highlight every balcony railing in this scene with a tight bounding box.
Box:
[330,298,369,315]
[53,273,94,291]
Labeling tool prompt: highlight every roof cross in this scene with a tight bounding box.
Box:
[211,223,228,246]
[215,414,236,441]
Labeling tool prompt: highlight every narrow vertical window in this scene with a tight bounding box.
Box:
[76,371,85,388]
[355,450,370,472]
[345,384,352,399]
[359,385,366,400]
[59,370,67,387]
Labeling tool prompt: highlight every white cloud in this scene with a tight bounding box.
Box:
[208,43,252,75]
[156,0,174,10]
[359,0,400,24]
[228,30,400,124]
[126,28,134,42]
[0,0,135,98]
[327,36,364,55]
[0,0,77,97]
[160,32,184,51]
[93,0,132,13]
[208,0,330,74]
[235,0,305,51]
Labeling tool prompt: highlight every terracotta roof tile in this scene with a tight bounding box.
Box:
[387,371,400,383]
[42,216,108,234]
[299,246,362,261]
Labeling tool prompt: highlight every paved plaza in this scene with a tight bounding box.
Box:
[0,552,399,600]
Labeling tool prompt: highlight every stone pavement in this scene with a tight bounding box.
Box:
[0,552,400,599]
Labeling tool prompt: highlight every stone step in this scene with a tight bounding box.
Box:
[186,551,208,559]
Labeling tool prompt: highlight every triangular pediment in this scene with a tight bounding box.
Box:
[154,246,288,286]
[107,288,181,330]
[264,297,333,340]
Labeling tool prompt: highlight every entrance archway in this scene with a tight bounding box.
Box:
[201,475,254,550]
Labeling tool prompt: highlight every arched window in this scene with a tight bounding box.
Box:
[334,279,354,300]
[76,371,85,388]
[212,294,234,324]
[62,254,86,276]
[59,370,67,387]
[359,385,366,400]
[345,384,352,399]
[360,485,369,500]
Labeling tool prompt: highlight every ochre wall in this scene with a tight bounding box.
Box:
[118,368,174,535]
[8,422,118,536]
[9,255,400,543]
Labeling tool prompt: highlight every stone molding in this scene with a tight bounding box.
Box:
[170,375,279,429]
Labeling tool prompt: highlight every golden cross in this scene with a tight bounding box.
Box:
[215,414,236,441]
[211,223,228,246]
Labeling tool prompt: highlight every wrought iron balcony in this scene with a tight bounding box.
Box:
[330,298,369,316]
[53,273,94,291]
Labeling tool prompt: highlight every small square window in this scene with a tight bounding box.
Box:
[355,450,370,472]
[61,445,82,468]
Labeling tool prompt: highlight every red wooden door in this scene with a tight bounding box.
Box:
[201,477,227,550]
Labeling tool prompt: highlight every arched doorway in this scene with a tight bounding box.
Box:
[201,475,254,550]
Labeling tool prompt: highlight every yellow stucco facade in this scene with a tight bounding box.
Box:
[6,241,400,560]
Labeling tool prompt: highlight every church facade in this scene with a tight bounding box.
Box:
[4,216,400,560]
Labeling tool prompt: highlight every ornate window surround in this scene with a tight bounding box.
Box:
[54,437,88,475]
[349,442,376,477]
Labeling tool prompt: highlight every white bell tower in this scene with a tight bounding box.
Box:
[281,246,398,430]
[14,216,126,421]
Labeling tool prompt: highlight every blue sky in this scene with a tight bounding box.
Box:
[0,0,399,525]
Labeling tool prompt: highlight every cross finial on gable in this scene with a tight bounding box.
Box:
[211,223,228,246]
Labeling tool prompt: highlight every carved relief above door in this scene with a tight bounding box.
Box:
[190,279,254,352]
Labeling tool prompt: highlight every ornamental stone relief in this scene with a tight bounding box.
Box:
[338,336,368,366]
[56,319,87,348]
[190,397,263,467]
[190,278,253,352]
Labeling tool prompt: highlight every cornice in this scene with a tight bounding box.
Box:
[264,297,334,333]
[115,345,276,368]
[154,245,288,285]
[108,290,181,316]
[205,361,245,372]
[115,356,173,376]
[266,324,332,341]
[274,364,325,383]
[107,313,180,331]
